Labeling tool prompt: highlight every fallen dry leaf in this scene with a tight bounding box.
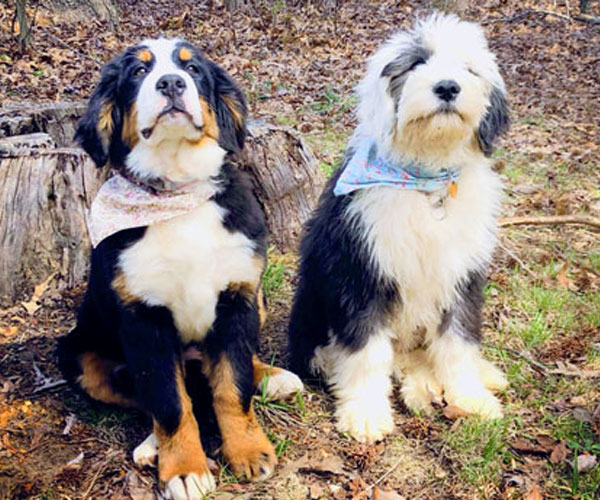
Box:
[310,483,325,499]
[550,440,568,465]
[0,325,18,337]
[524,483,543,500]
[373,487,405,500]
[300,454,345,476]
[443,405,472,419]
[577,454,597,473]
[20,272,55,316]
[124,470,155,500]
[556,262,573,290]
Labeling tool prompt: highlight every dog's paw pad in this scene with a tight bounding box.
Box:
[164,472,216,500]
[133,432,158,467]
[262,369,304,400]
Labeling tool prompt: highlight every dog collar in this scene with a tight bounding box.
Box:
[333,138,459,197]
[87,172,216,248]
[115,166,200,195]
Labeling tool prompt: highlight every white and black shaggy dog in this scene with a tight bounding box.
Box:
[58,38,303,499]
[288,14,510,443]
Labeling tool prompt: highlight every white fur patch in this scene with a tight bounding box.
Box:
[313,331,395,443]
[119,199,260,344]
[136,38,204,145]
[262,369,304,400]
[429,332,503,418]
[164,472,216,500]
[133,432,158,467]
[347,156,501,347]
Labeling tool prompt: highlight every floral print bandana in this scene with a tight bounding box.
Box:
[333,138,460,197]
[88,173,216,248]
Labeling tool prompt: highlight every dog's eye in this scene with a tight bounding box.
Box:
[409,57,426,71]
[186,63,200,74]
[134,66,148,77]
[468,68,480,77]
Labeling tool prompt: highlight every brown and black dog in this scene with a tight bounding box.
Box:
[58,38,302,499]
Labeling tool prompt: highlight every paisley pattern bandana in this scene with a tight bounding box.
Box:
[333,138,459,197]
[88,173,216,248]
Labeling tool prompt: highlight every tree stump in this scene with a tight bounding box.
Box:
[241,120,322,250]
[0,103,324,306]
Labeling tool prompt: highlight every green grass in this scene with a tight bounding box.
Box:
[442,417,513,488]
[262,250,290,299]
[311,84,357,115]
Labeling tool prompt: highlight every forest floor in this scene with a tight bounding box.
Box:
[1,0,599,499]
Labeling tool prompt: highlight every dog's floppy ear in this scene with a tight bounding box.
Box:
[75,55,123,167]
[209,62,248,154]
[477,86,509,157]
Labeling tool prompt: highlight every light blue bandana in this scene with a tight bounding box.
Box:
[333,138,459,197]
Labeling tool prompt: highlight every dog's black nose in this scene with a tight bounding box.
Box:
[156,74,186,98]
[433,80,461,102]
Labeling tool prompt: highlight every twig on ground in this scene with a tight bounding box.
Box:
[82,450,119,498]
[364,455,404,494]
[499,214,600,230]
[573,14,600,24]
[31,379,67,394]
[482,9,573,24]
[497,241,538,280]
[504,348,549,374]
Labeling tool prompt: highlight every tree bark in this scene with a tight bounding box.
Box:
[0,137,107,306]
[240,120,323,251]
[44,0,119,28]
[0,103,324,306]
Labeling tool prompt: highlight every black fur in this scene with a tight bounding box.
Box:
[438,269,486,343]
[382,42,432,108]
[288,153,399,378]
[478,86,510,156]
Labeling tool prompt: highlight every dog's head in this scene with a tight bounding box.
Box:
[356,13,509,162]
[76,38,246,180]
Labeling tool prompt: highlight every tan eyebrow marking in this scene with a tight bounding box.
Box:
[138,49,152,62]
[179,47,192,61]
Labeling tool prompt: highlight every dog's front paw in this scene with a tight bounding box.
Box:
[444,385,503,419]
[335,400,394,443]
[164,472,216,500]
[400,366,443,415]
[133,432,158,467]
[478,358,508,392]
[262,368,304,400]
[223,427,277,481]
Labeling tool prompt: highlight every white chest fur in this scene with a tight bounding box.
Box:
[346,158,502,348]
[118,201,260,343]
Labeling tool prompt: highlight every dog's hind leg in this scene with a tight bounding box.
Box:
[119,304,215,499]
[288,281,329,379]
[57,298,136,408]
[203,288,277,482]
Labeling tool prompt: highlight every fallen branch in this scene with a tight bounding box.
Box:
[499,214,600,230]
[482,9,573,24]
[498,241,538,280]
[573,13,600,24]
